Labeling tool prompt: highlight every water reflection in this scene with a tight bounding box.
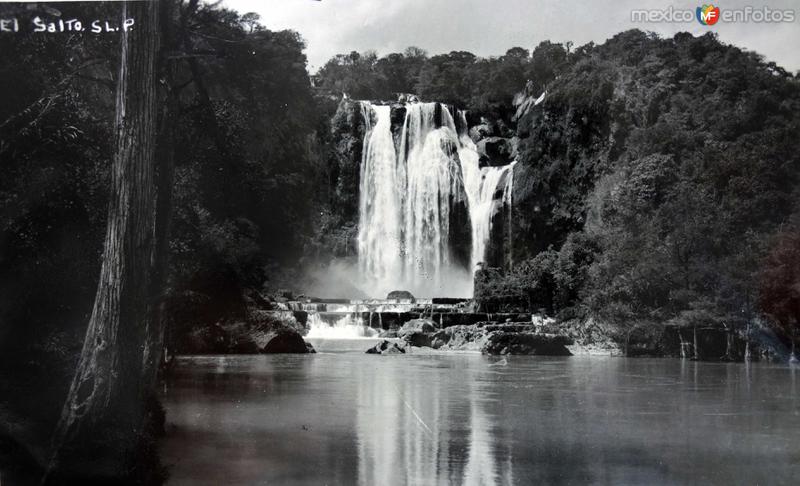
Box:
[161,342,800,485]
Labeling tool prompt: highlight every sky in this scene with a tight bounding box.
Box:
[223,0,800,73]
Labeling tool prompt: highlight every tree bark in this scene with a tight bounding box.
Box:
[45,1,162,481]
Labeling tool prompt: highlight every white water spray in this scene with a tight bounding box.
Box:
[306,313,378,339]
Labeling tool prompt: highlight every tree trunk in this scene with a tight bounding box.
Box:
[724,324,734,361]
[45,1,162,481]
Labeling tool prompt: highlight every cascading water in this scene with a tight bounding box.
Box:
[455,110,516,274]
[357,101,515,298]
[306,313,378,339]
[399,103,468,294]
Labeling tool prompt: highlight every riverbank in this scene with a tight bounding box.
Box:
[169,293,792,362]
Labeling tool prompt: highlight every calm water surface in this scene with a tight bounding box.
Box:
[160,339,800,485]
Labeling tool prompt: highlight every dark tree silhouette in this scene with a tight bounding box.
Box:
[759,225,800,360]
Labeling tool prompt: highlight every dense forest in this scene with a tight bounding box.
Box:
[316,31,800,352]
[0,1,324,482]
[1,0,799,482]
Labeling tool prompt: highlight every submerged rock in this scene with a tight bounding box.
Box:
[366,340,406,355]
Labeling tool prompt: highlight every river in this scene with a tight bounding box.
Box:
[160,338,799,485]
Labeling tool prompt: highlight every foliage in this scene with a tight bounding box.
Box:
[0,1,322,367]
[167,4,319,311]
[316,42,570,118]
[511,30,800,338]
[475,233,597,316]
[0,2,119,362]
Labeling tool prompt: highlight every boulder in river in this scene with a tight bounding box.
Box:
[398,319,436,335]
[481,332,573,356]
[398,319,437,347]
[176,310,314,354]
[403,332,432,348]
[366,340,406,355]
[430,324,491,351]
[387,290,415,301]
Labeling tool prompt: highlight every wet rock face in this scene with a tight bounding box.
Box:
[448,197,473,270]
[365,340,406,355]
[330,99,368,226]
[389,103,407,147]
[477,137,516,167]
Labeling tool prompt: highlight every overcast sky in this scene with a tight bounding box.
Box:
[223,0,800,73]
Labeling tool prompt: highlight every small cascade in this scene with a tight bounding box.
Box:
[455,110,516,273]
[306,313,378,339]
[678,330,691,359]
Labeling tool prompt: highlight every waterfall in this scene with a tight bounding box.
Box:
[357,101,515,298]
[357,103,403,291]
[399,103,471,294]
